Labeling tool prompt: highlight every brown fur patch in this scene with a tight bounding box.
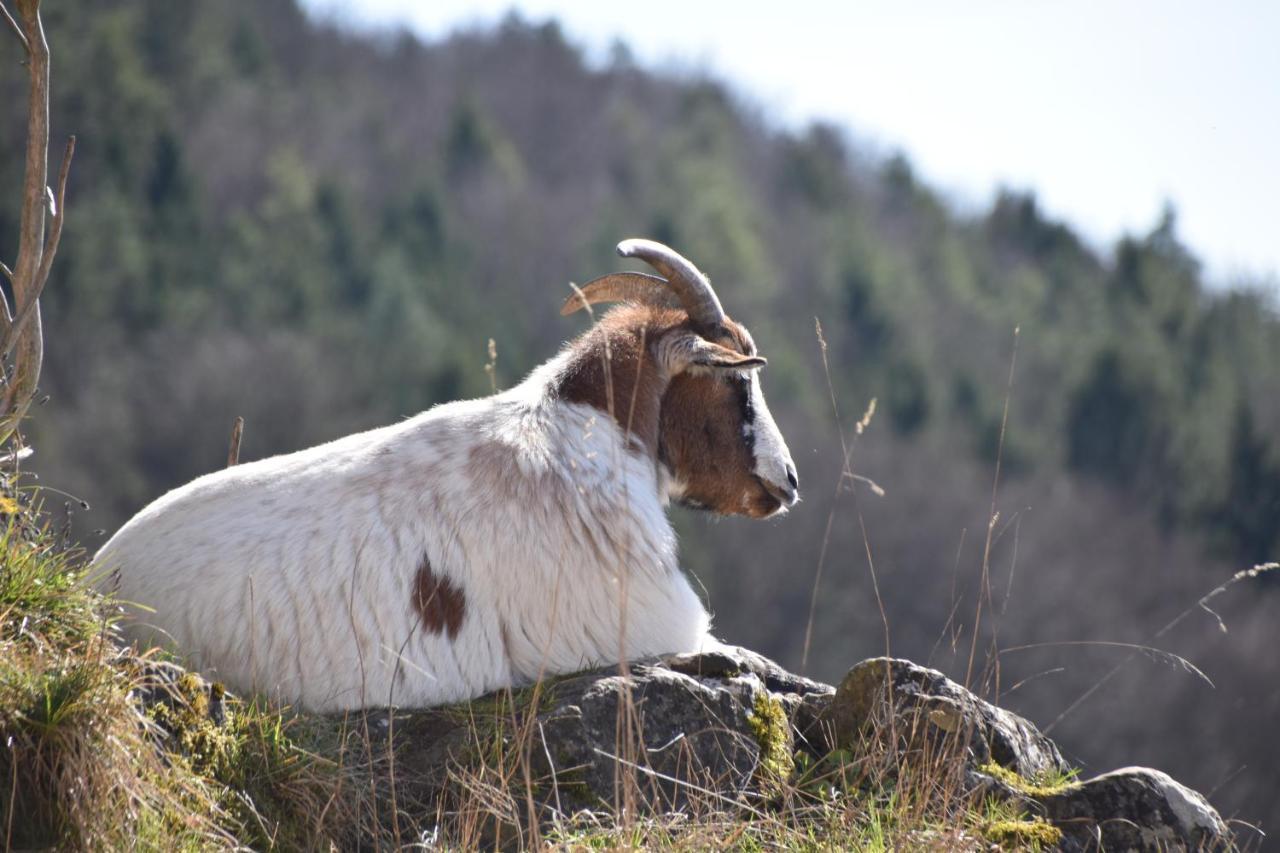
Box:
[555,305,687,452]
[659,370,781,518]
[412,555,466,639]
[663,314,778,516]
[557,304,779,517]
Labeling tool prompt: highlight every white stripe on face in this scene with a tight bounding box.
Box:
[748,372,796,500]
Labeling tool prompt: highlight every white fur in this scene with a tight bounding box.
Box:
[748,371,796,501]
[94,352,716,711]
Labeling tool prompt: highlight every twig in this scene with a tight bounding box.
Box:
[0,1,27,53]
[227,416,245,466]
[33,135,74,281]
[0,262,12,330]
[483,338,498,394]
[2,135,73,361]
[1040,562,1278,734]
[800,318,843,673]
[965,325,1019,692]
[1001,640,1212,688]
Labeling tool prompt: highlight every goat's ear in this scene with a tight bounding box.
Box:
[663,331,767,373]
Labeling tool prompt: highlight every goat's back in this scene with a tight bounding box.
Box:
[94,382,710,710]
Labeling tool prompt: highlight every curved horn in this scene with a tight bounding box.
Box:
[617,238,726,327]
[560,272,682,316]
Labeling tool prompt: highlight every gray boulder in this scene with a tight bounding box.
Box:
[816,656,1071,781]
[127,647,1233,850]
[810,656,1230,851]
[1040,767,1230,852]
[381,651,833,825]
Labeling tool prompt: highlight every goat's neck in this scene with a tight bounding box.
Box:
[551,311,678,458]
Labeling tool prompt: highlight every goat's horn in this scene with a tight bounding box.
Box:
[560,272,682,316]
[616,238,726,327]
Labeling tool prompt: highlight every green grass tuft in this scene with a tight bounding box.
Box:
[0,510,230,849]
[0,496,396,849]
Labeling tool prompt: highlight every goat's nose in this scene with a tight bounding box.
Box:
[779,464,799,505]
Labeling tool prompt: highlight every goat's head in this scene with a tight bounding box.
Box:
[561,239,799,518]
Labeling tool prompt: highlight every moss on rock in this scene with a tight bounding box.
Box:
[748,691,794,796]
[982,816,1063,850]
[144,672,238,778]
[978,760,1076,798]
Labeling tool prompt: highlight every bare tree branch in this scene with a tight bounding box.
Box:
[0,0,58,442]
[0,1,28,54]
[2,135,73,361]
[0,261,12,285]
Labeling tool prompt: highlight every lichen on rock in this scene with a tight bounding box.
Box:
[747,690,794,796]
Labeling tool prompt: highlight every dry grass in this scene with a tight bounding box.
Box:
[0,490,408,850]
[0,497,1054,851]
[0,503,228,849]
[404,670,1062,851]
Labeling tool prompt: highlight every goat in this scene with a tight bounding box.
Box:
[94,239,799,711]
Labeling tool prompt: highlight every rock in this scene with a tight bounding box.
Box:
[383,650,832,822]
[531,667,763,809]
[662,646,832,696]
[820,657,1070,781]
[1039,767,1230,852]
[662,647,835,761]
[814,658,1230,850]
[121,647,1232,849]
[813,658,1232,851]
[127,657,227,745]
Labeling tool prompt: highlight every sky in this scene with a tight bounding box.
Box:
[303,0,1280,288]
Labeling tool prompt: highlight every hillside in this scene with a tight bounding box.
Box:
[0,0,1276,831]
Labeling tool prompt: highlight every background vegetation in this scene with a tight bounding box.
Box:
[1,0,1275,831]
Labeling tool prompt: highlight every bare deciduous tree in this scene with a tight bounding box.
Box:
[0,0,73,445]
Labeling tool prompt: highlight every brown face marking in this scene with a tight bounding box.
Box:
[555,305,687,452]
[659,369,780,518]
[413,554,466,639]
[658,318,780,518]
[555,304,779,518]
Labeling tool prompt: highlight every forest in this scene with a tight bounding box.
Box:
[1,0,1277,830]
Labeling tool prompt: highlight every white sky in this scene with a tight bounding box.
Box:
[304,0,1280,289]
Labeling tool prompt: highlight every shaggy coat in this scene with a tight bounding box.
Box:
[96,249,798,711]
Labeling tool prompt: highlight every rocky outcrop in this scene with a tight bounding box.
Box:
[814,657,1229,851]
[136,649,1231,850]
[1038,768,1230,852]
[817,656,1071,778]
[380,648,832,821]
